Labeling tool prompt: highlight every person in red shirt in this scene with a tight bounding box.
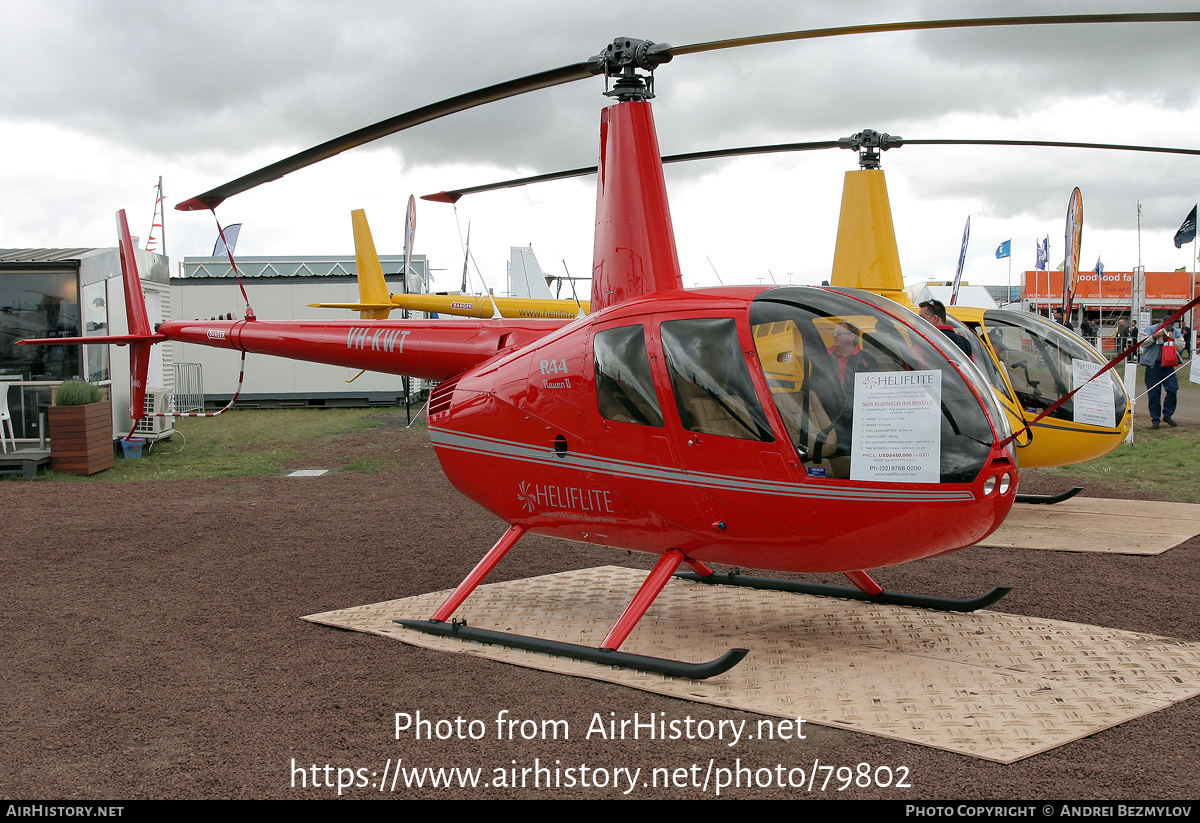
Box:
[828,321,875,388]
[825,320,875,458]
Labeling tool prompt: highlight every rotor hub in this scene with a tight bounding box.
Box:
[838,129,904,169]
[589,37,673,102]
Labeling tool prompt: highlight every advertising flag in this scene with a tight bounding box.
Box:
[995,239,1011,259]
[212,223,242,258]
[1036,236,1049,271]
[1174,205,1197,248]
[402,195,417,291]
[951,216,970,305]
[1063,188,1083,315]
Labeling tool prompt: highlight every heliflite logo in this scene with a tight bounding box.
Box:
[859,373,935,389]
[517,480,614,515]
[518,481,537,513]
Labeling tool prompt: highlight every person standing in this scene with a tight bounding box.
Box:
[1053,306,1075,331]
[1080,317,1095,346]
[1141,321,1182,429]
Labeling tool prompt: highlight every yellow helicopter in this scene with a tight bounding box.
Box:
[311,210,590,320]
[826,133,1131,470]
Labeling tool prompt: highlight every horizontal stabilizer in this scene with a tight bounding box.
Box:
[307,302,396,313]
[19,333,165,347]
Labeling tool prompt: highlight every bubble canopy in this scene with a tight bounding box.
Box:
[749,287,1000,484]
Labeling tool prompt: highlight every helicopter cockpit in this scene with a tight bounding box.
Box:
[748,288,1004,484]
[971,310,1128,426]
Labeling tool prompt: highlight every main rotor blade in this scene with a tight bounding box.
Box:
[423,140,841,202]
[422,137,1200,203]
[176,62,598,211]
[900,138,1200,157]
[669,12,1200,57]
[180,12,1200,211]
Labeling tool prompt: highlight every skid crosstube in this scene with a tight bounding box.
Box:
[396,618,749,680]
[1015,486,1084,505]
[676,572,1012,612]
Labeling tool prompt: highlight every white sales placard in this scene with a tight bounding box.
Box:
[851,370,941,483]
[1072,358,1115,428]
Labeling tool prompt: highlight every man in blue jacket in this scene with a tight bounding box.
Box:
[1140,322,1182,429]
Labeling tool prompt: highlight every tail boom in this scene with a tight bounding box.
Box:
[159,318,566,383]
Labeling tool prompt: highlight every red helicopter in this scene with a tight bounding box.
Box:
[27,13,1195,679]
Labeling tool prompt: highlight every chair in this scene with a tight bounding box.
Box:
[0,382,14,453]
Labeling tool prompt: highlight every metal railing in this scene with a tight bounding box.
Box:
[172,363,204,414]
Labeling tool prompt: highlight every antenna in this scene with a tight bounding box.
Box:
[706,255,725,286]
[146,176,165,254]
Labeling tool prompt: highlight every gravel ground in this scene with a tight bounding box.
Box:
[1,419,1196,800]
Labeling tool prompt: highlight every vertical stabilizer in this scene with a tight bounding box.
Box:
[830,169,913,308]
[591,101,682,312]
[509,247,554,299]
[351,209,393,319]
[116,210,152,429]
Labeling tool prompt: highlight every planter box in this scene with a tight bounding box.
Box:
[48,402,114,475]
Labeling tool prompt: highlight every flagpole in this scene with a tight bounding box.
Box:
[1192,230,1197,364]
[1039,261,1045,316]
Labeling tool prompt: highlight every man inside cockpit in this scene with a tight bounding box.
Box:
[828,321,874,388]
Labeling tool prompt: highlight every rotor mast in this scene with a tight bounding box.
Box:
[830,129,910,306]
[589,38,683,312]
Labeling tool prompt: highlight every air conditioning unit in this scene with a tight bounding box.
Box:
[134,388,175,438]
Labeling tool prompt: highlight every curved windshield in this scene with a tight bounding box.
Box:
[982,310,1127,426]
[824,287,1010,438]
[751,287,996,484]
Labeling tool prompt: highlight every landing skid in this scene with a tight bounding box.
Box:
[676,571,1011,612]
[397,619,749,680]
[1015,486,1084,505]
[401,528,749,680]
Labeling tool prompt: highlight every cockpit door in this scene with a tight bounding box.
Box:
[650,314,819,540]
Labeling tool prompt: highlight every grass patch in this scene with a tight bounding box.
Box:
[1038,426,1200,502]
[341,456,401,475]
[25,408,389,482]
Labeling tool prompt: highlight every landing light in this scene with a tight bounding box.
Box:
[983,472,1014,497]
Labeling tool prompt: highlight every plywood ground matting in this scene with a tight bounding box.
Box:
[304,566,1200,763]
[982,497,1200,554]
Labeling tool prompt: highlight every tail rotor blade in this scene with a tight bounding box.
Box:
[116,210,154,427]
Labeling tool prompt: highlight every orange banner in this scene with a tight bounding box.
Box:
[1023,270,1194,302]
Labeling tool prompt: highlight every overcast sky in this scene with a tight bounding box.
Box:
[3,0,1199,298]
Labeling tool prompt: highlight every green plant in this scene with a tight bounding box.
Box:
[54,380,102,406]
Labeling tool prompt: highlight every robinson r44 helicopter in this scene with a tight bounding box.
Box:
[26,13,1197,679]
[407,127,1173,477]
